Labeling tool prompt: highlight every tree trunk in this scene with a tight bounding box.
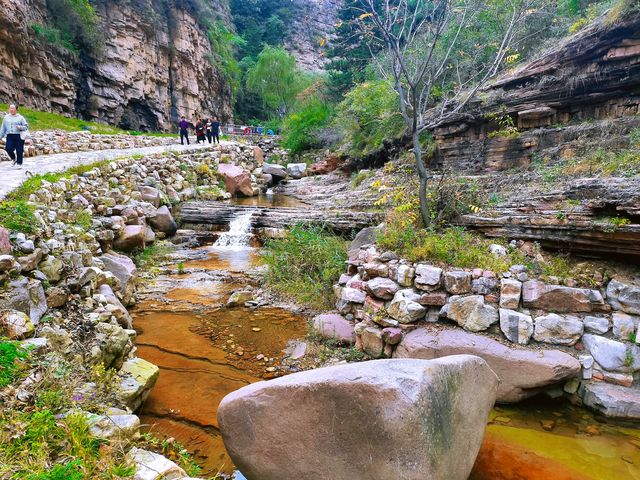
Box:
[412,131,431,228]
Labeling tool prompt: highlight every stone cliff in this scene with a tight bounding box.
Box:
[0,0,233,131]
[426,13,640,259]
[285,0,343,71]
[433,13,640,172]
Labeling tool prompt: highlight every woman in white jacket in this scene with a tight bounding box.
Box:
[0,104,29,168]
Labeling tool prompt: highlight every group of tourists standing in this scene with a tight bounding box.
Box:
[178,116,221,145]
[0,104,29,169]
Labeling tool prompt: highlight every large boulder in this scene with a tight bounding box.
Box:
[414,265,442,291]
[440,295,498,332]
[582,382,640,419]
[118,358,160,412]
[499,308,533,345]
[365,277,399,300]
[139,186,161,207]
[100,251,137,306]
[286,163,307,179]
[113,225,147,252]
[522,280,606,313]
[218,357,498,480]
[311,313,355,344]
[394,327,581,402]
[218,163,254,197]
[533,313,583,346]
[126,447,187,480]
[147,206,178,236]
[387,289,426,323]
[582,334,640,373]
[2,277,47,324]
[606,279,640,315]
[0,310,34,339]
[262,162,287,180]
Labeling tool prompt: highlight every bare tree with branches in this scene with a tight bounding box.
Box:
[352,0,545,226]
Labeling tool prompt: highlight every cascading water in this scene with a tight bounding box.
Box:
[214,210,255,248]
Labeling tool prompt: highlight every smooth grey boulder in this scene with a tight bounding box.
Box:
[499,308,533,345]
[100,251,137,306]
[147,205,178,236]
[582,334,640,373]
[582,382,640,419]
[218,357,498,480]
[533,313,583,346]
[607,279,640,315]
[440,295,498,332]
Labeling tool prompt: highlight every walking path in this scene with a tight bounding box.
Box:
[0,141,226,200]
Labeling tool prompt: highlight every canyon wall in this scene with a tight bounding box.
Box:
[432,13,640,171]
[286,0,343,71]
[0,0,233,131]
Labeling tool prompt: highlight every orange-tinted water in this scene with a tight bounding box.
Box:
[134,242,640,479]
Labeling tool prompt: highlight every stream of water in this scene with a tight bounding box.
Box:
[132,199,640,479]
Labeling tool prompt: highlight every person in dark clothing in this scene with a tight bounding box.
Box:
[178,116,190,145]
[211,117,221,144]
[205,118,213,144]
[195,119,206,144]
[0,104,29,168]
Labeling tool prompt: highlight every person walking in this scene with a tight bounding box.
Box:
[179,116,190,145]
[211,117,221,144]
[195,119,206,144]
[0,104,29,169]
[205,118,213,144]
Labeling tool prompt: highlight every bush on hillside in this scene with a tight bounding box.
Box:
[336,80,405,157]
[281,98,333,155]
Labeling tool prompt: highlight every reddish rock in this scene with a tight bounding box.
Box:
[522,280,606,313]
[312,313,355,345]
[309,155,340,175]
[419,291,448,306]
[253,146,264,163]
[113,225,147,252]
[394,326,581,402]
[218,163,254,197]
[365,277,399,300]
[0,227,11,254]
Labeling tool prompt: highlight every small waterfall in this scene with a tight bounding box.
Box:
[214,210,255,248]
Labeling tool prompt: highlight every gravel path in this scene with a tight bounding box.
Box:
[0,141,225,200]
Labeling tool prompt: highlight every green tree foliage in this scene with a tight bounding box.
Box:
[336,80,405,157]
[204,20,243,94]
[230,0,299,60]
[41,0,101,54]
[246,46,307,117]
[326,0,385,99]
[282,98,333,154]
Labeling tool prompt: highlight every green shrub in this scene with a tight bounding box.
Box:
[0,341,29,388]
[40,0,101,55]
[0,201,38,233]
[282,98,333,154]
[336,80,405,157]
[263,225,348,309]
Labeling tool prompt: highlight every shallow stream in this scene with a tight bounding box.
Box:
[132,198,640,479]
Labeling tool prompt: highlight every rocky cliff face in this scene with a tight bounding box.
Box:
[285,0,343,71]
[0,0,233,131]
[433,13,640,171]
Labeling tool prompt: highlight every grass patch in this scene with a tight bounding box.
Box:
[561,147,640,178]
[0,340,29,388]
[263,225,348,309]
[350,170,374,188]
[5,161,110,202]
[1,104,125,135]
[378,216,524,272]
[132,242,174,271]
[0,200,38,233]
